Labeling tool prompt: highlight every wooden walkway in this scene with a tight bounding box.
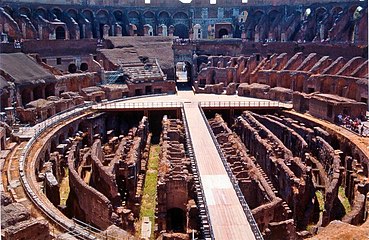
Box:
[183,102,256,240]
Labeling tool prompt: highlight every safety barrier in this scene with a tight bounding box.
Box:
[181,105,214,240]
[198,104,264,240]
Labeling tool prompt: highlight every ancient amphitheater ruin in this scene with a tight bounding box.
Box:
[0,0,368,239]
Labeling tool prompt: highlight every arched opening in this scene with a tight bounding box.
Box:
[97,10,110,38]
[80,63,88,71]
[174,24,189,39]
[45,84,55,98]
[67,9,78,21]
[128,11,142,35]
[36,8,47,19]
[33,87,43,100]
[55,26,66,40]
[218,28,229,38]
[82,9,94,22]
[21,88,32,106]
[158,11,170,25]
[143,11,155,28]
[176,61,192,84]
[166,208,185,232]
[19,7,31,18]
[52,8,63,21]
[68,64,77,73]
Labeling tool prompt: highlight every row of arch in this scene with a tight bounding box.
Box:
[2,3,366,41]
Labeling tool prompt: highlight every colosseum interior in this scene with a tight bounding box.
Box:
[0,0,368,239]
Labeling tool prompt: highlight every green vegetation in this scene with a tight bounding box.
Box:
[137,145,160,239]
[59,167,70,206]
[316,190,325,212]
[338,186,351,213]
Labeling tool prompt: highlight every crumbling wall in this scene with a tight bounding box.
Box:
[67,141,113,229]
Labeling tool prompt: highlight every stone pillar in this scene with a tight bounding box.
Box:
[254,32,259,42]
[281,32,286,42]
[168,25,174,37]
[38,25,43,40]
[103,24,110,38]
[115,24,122,36]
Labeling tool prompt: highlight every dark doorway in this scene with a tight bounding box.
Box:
[218,28,229,38]
[174,24,189,39]
[145,86,152,94]
[135,89,143,96]
[68,64,77,73]
[55,26,66,40]
[80,63,88,71]
[167,208,185,232]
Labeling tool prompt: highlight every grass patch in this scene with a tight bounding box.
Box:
[316,190,324,212]
[338,186,351,213]
[59,167,70,206]
[137,144,160,239]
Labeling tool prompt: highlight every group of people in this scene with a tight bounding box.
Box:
[337,114,368,136]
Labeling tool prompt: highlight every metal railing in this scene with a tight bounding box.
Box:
[94,101,182,110]
[18,104,98,239]
[198,104,264,240]
[181,105,214,240]
[200,101,291,109]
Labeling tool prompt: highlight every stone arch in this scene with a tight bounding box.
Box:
[55,26,66,40]
[143,11,155,19]
[3,5,13,17]
[96,9,109,24]
[173,24,189,39]
[128,11,141,35]
[113,10,124,22]
[51,7,63,20]
[158,11,171,25]
[82,9,94,22]
[315,7,328,23]
[67,8,78,21]
[96,9,110,38]
[143,11,156,32]
[36,7,48,19]
[173,11,188,20]
[331,6,344,16]
[19,7,32,18]
[128,10,140,20]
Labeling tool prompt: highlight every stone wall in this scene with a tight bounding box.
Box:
[67,141,114,229]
